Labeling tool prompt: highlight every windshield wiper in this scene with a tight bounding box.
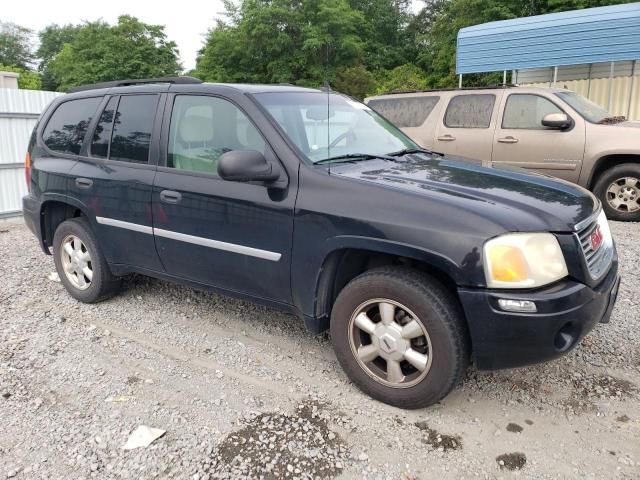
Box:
[387,147,443,157]
[598,115,626,125]
[315,153,397,165]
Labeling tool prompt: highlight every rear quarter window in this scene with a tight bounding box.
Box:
[367,96,439,128]
[444,94,495,128]
[42,97,102,155]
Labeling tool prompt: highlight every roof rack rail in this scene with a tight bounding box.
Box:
[67,76,203,93]
[380,84,519,95]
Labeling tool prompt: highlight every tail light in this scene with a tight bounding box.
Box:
[25,151,31,192]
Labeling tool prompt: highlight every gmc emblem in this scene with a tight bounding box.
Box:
[590,226,604,252]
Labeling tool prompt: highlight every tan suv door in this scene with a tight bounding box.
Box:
[491,93,585,182]
[434,92,502,165]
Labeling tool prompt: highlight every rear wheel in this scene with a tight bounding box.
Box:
[53,217,121,303]
[593,163,640,222]
[330,267,469,409]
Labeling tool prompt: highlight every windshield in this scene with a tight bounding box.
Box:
[253,92,416,163]
[556,91,613,123]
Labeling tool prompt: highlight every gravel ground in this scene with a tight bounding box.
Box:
[1,218,638,479]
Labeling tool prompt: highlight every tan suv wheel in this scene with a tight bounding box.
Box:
[594,163,640,222]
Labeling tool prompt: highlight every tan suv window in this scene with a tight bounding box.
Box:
[502,94,563,129]
[368,96,439,128]
[444,94,495,128]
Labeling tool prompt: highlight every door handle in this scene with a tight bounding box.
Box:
[437,135,456,142]
[160,190,182,204]
[75,178,93,189]
[497,136,519,144]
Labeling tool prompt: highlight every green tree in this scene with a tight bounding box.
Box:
[196,0,366,86]
[334,64,376,98]
[0,64,42,90]
[0,22,34,70]
[37,24,80,91]
[48,15,181,91]
[347,0,414,71]
[376,63,429,93]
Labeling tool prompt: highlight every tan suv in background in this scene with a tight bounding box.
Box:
[366,87,640,222]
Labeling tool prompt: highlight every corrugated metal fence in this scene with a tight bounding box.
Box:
[0,88,62,217]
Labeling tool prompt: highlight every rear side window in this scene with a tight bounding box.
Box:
[367,96,439,128]
[42,97,102,155]
[110,95,158,164]
[444,94,495,128]
[91,96,118,158]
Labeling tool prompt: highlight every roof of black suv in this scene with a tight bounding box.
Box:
[66,76,321,95]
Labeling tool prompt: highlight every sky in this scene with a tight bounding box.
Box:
[4,0,226,71]
[5,0,424,71]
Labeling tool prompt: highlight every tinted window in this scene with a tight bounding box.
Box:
[109,95,158,164]
[90,96,118,158]
[444,94,495,128]
[368,96,439,128]
[502,94,563,129]
[168,95,266,174]
[42,97,101,155]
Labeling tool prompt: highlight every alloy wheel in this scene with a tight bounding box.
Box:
[606,176,640,213]
[60,234,93,290]
[348,298,433,388]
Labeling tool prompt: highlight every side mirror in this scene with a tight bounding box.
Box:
[542,113,571,129]
[217,150,279,183]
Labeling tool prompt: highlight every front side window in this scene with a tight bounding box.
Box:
[502,94,563,129]
[253,92,415,163]
[167,95,266,174]
[444,94,495,129]
[367,96,440,128]
[42,97,102,155]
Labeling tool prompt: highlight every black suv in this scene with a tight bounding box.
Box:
[23,77,620,408]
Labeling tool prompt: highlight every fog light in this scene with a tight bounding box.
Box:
[497,299,537,313]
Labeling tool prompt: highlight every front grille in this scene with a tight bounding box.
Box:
[576,215,613,280]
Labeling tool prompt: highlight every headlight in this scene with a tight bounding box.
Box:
[483,233,568,288]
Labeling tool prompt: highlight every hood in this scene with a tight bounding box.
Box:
[331,155,597,232]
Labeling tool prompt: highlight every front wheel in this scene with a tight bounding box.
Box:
[593,163,640,222]
[330,267,469,409]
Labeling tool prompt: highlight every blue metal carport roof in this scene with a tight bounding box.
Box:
[456,3,640,74]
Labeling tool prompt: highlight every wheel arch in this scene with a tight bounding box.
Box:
[588,154,640,190]
[311,237,462,333]
[39,195,93,253]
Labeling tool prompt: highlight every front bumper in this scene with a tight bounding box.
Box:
[458,260,620,370]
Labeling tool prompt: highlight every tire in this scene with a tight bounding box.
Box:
[593,163,640,222]
[330,266,469,409]
[52,217,121,303]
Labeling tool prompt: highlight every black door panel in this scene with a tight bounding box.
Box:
[152,93,295,302]
[72,93,164,271]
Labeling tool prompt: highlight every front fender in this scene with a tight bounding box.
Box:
[323,235,461,283]
[292,234,467,324]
